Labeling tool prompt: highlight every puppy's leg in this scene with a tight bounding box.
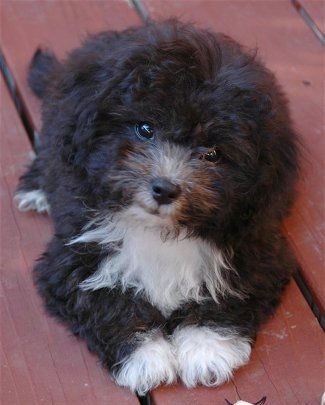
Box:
[34,237,176,394]
[169,300,266,387]
[169,240,294,388]
[15,154,50,214]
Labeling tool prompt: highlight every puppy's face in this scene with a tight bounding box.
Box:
[65,31,291,239]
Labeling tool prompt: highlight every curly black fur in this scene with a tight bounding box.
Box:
[16,20,299,393]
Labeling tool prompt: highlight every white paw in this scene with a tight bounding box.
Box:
[173,325,251,388]
[15,189,50,214]
[114,331,177,395]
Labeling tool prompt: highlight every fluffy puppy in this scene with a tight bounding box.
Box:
[16,20,299,394]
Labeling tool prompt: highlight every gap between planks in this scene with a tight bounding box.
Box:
[0,50,36,146]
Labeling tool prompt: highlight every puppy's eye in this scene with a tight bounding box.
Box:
[200,147,222,163]
[135,122,154,140]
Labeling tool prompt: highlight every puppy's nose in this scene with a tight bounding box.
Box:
[150,178,181,205]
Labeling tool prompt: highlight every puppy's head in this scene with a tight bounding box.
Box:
[57,21,298,241]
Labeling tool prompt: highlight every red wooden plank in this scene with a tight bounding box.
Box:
[0,76,138,405]
[1,0,142,130]
[142,0,325,321]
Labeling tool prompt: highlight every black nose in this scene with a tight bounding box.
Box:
[150,178,181,205]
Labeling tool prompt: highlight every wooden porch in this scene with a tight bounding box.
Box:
[1,1,324,404]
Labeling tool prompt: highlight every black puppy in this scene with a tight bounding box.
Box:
[16,20,299,394]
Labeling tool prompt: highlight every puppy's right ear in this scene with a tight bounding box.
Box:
[28,48,60,99]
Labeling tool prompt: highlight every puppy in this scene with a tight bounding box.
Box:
[16,20,299,394]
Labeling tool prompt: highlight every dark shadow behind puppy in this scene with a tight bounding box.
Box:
[16,20,299,394]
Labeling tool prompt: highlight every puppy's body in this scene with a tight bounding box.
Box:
[16,21,299,394]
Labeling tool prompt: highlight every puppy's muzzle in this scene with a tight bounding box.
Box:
[150,178,181,205]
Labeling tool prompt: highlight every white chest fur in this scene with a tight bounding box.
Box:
[74,214,236,315]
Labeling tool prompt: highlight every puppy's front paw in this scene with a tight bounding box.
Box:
[114,331,177,395]
[173,326,251,388]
